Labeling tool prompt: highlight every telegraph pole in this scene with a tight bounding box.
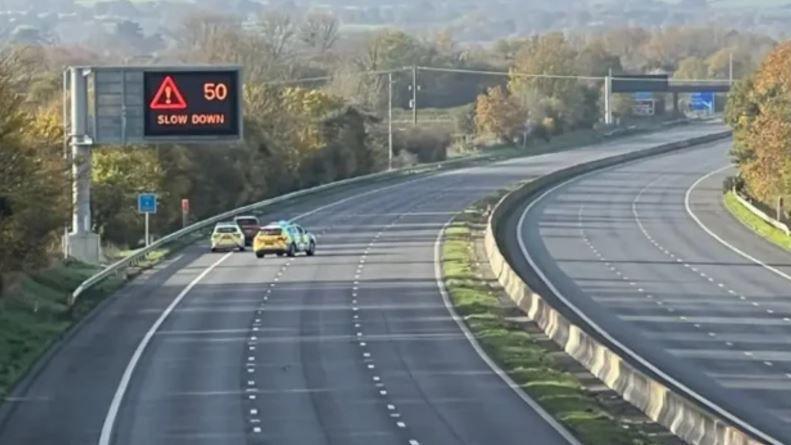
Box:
[388,72,394,171]
[729,53,734,86]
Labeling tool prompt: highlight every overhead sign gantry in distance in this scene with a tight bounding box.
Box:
[144,70,241,138]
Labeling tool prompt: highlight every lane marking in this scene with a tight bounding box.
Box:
[434,221,581,445]
[517,155,783,445]
[685,165,791,285]
[98,252,233,445]
[99,172,458,445]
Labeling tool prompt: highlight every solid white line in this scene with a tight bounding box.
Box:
[685,165,791,284]
[98,251,233,445]
[98,171,464,445]
[517,162,782,445]
[434,221,581,445]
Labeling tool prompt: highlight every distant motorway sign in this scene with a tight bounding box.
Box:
[689,92,715,112]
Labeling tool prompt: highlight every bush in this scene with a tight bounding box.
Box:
[722,176,744,193]
[395,127,451,163]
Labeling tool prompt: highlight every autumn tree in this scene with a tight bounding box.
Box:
[474,85,521,141]
[726,42,791,208]
[674,56,709,79]
[508,33,596,130]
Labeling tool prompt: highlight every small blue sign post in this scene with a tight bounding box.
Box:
[137,193,157,246]
[690,92,715,112]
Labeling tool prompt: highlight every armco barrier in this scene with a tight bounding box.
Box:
[733,191,790,236]
[69,119,684,307]
[67,143,529,307]
[483,130,777,445]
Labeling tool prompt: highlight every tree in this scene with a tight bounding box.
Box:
[508,33,594,130]
[510,33,578,99]
[92,149,166,245]
[299,12,338,54]
[576,41,622,77]
[674,56,708,79]
[0,55,65,279]
[176,12,239,55]
[598,28,650,70]
[256,10,297,62]
[362,29,428,71]
[726,42,791,206]
[474,85,521,141]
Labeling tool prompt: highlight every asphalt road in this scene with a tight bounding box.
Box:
[511,139,791,443]
[0,122,727,445]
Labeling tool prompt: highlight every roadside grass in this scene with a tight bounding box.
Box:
[0,231,203,400]
[442,203,675,445]
[723,191,791,252]
[0,261,124,399]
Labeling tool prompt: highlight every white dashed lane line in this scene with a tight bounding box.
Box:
[575,177,787,367]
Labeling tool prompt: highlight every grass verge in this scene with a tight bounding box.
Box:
[723,191,791,252]
[0,261,124,399]
[0,233,199,400]
[442,199,679,445]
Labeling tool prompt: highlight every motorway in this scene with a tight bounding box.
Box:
[509,139,791,443]
[0,122,725,445]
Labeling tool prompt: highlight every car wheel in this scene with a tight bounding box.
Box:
[306,242,315,256]
[276,252,284,257]
[287,243,296,257]
[211,247,216,253]
[239,246,245,252]
[256,252,264,259]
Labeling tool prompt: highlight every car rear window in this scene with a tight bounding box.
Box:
[216,227,239,234]
[236,218,258,226]
[260,228,282,236]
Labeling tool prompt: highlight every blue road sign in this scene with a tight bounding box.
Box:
[690,92,714,111]
[138,193,158,214]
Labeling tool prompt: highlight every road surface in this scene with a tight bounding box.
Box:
[0,122,726,445]
[509,139,791,443]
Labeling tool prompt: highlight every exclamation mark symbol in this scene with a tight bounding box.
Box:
[165,86,172,104]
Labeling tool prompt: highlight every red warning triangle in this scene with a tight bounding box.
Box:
[150,76,187,110]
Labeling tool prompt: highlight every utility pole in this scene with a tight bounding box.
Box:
[411,65,418,125]
[604,68,613,125]
[388,72,394,171]
[729,53,734,86]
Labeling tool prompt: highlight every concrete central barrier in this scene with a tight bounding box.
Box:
[482,131,772,445]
